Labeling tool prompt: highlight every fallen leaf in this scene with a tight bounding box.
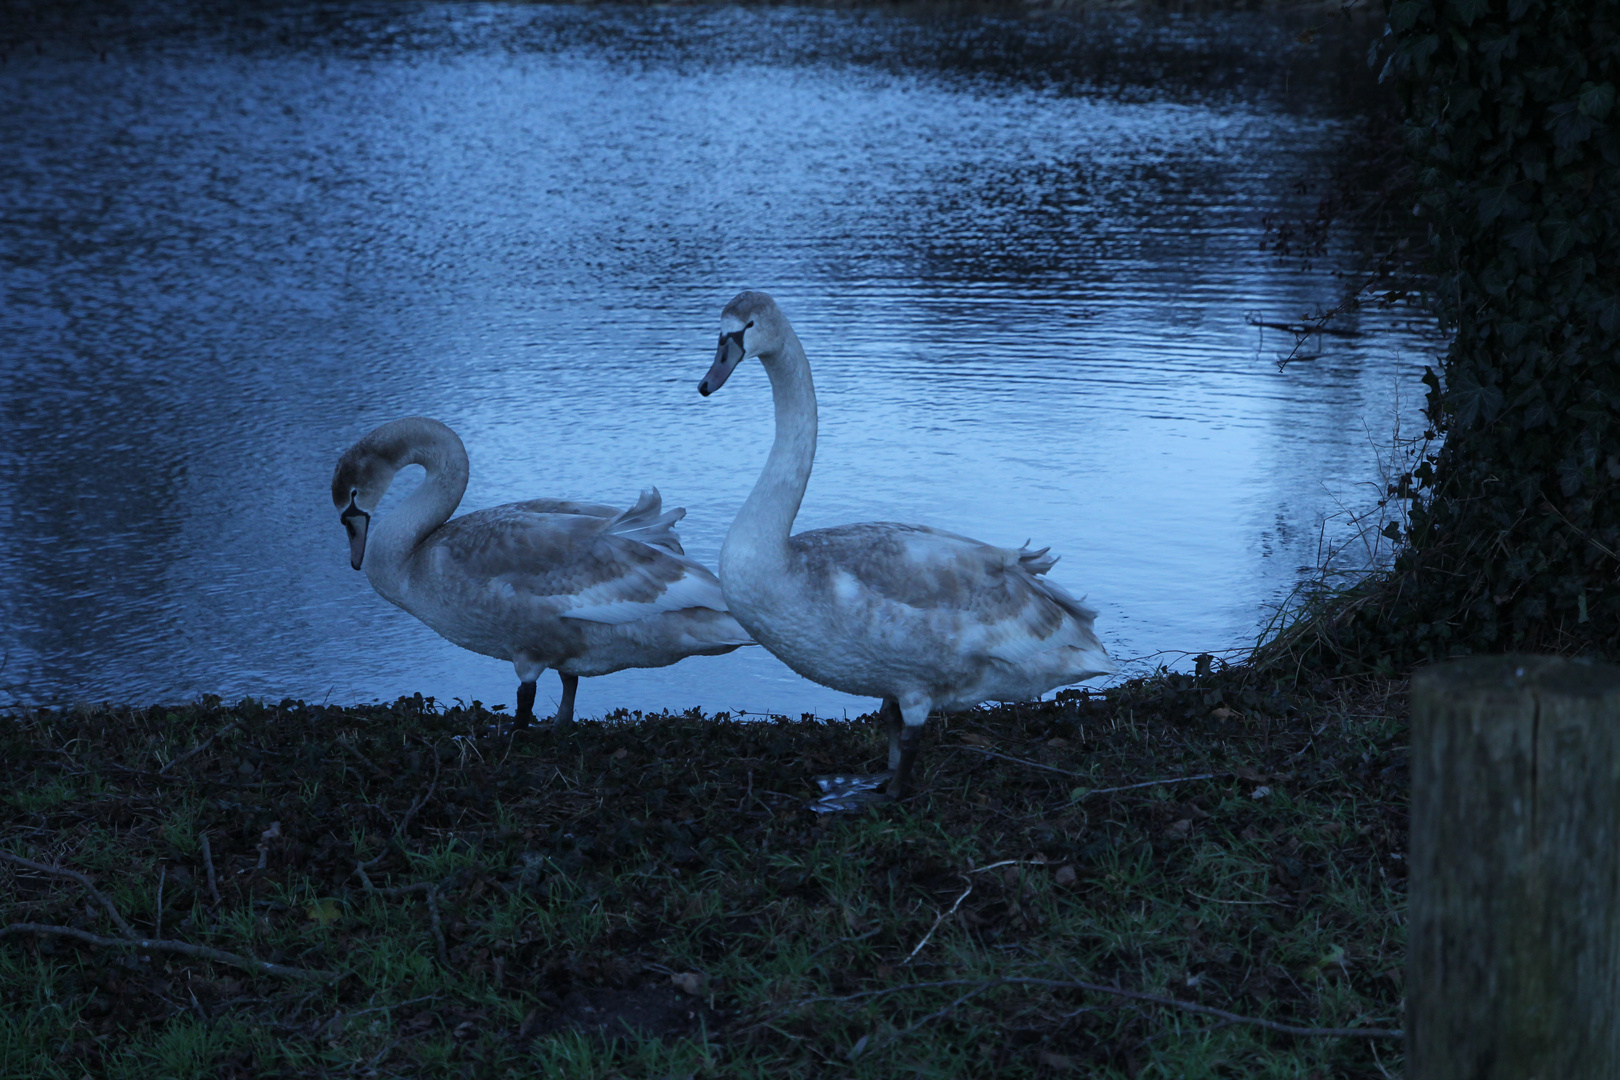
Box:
[1211,707,1234,720]
[612,748,628,761]
[848,1034,870,1059]
[306,898,341,927]
[1045,737,1071,748]
[1164,819,1193,840]
[671,972,706,997]
[1250,785,1272,800]
[1233,766,1265,783]
[1054,864,1077,888]
[959,733,993,747]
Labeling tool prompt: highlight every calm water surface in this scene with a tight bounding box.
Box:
[0,2,1434,716]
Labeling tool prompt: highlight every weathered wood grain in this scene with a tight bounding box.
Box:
[1409,655,1620,1078]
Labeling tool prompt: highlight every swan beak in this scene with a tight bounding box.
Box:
[699,330,746,396]
[341,499,370,571]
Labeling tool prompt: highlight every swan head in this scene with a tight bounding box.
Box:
[330,417,467,571]
[698,290,784,396]
[331,448,392,572]
[330,420,415,571]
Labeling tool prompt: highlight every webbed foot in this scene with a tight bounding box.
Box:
[808,772,895,814]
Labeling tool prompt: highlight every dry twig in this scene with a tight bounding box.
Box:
[200,834,221,906]
[160,721,239,774]
[777,976,1402,1040]
[0,850,137,938]
[0,923,339,982]
[360,758,440,871]
[901,881,972,966]
[954,747,1227,798]
[352,875,450,966]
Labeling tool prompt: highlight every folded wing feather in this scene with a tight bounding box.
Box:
[424,492,718,624]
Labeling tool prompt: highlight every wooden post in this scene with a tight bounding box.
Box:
[1408,655,1620,1078]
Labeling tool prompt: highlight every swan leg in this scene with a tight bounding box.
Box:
[513,680,538,729]
[556,673,579,726]
[807,698,899,813]
[886,695,931,801]
[495,651,549,734]
[880,697,904,771]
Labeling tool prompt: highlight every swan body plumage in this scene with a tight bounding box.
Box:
[698,291,1113,799]
[331,416,751,725]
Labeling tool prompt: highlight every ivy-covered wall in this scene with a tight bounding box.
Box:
[1373,0,1620,662]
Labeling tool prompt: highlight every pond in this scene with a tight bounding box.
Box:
[0,1,1435,717]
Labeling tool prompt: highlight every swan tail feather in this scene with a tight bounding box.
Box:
[1016,542,1059,576]
[608,488,686,555]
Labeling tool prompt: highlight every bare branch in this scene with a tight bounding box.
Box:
[160,721,239,774]
[902,881,972,966]
[200,834,221,906]
[1,922,339,982]
[955,747,1226,797]
[352,874,449,966]
[360,757,440,871]
[0,851,136,938]
[776,975,1401,1040]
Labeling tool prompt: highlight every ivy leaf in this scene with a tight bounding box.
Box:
[1578,81,1616,120]
[1557,458,1585,497]
[1596,295,1620,335]
[1389,0,1426,33]
[1476,183,1516,225]
[1505,219,1546,262]
[1549,102,1597,151]
[1449,370,1504,427]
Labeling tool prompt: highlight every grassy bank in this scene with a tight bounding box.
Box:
[1,671,1406,1078]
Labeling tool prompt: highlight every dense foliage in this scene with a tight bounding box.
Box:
[1306,0,1620,670]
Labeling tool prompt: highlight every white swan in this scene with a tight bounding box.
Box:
[331,416,752,726]
[698,291,1114,801]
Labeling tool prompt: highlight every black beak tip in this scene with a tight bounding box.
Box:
[698,381,712,397]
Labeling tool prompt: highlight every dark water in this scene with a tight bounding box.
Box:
[0,1,1433,716]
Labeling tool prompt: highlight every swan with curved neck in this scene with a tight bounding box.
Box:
[699,292,1114,802]
[331,416,751,726]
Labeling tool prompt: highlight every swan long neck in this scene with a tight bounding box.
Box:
[724,326,817,569]
[367,430,469,593]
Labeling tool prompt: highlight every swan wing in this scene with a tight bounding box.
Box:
[792,522,1111,668]
[508,498,621,519]
[504,489,686,555]
[425,499,727,631]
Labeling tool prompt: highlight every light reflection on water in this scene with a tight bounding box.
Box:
[0,2,1433,716]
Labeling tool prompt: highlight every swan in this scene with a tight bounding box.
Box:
[331,416,752,727]
[698,291,1114,803]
